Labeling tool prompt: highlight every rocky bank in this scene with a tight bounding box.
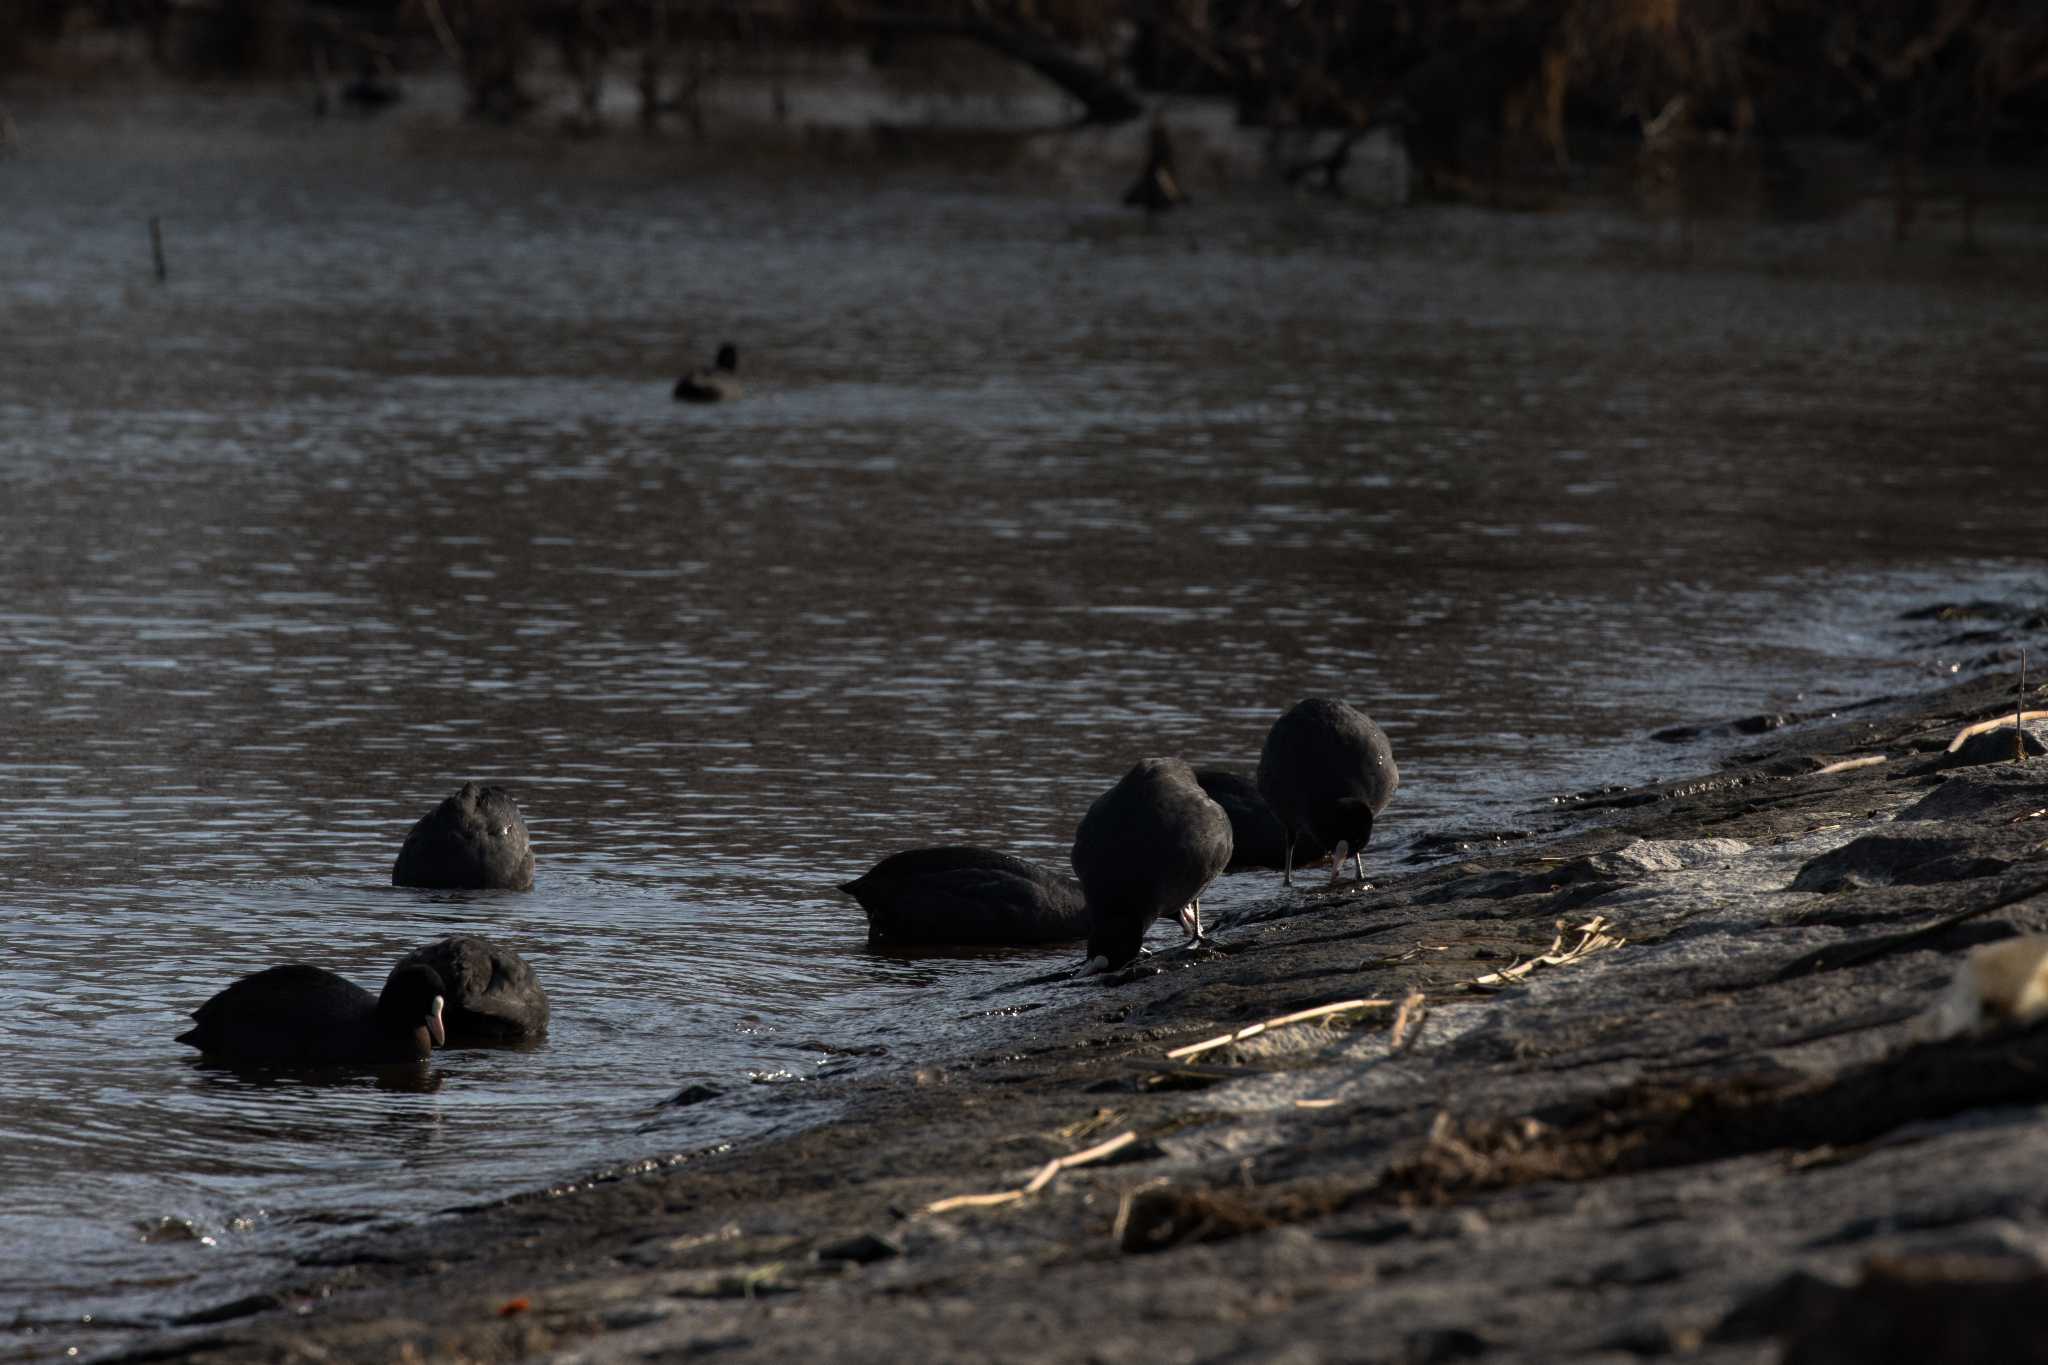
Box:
[105,668,2048,1365]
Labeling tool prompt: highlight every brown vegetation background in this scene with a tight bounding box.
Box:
[4,1,2046,205]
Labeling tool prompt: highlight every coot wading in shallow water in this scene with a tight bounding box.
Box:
[389,935,549,1044]
[392,782,535,891]
[673,343,740,402]
[1194,768,1327,872]
[1071,758,1233,973]
[1256,698,1399,886]
[839,846,1088,947]
[176,963,446,1066]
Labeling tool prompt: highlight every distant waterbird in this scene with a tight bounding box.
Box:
[1071,758,1233,973]
[674,343,741,402]
[1122,120,1187,216]
[839,846,1087,947]
[176,963,446,1066]
[1256,698,1399,886]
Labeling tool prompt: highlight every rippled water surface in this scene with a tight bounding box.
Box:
[2,92,2045,1359]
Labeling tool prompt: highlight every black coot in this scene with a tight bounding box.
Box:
[176,963,446,1065]
[392,782,534,891]
[674,344,740,402]
[1256,698,1399,885]
[388,935,548,1044]
[839,846,1087,946]
[1193,769,1327,871]
[1071,758,1233,972]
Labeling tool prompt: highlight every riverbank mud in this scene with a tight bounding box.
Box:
[92,664,2048,1364]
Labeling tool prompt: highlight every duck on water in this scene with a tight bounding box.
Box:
[674,344,741,403]
[176,963,447,1066]
[839,846,1087,947]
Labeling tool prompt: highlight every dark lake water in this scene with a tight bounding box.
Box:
[1,89,2044,1360]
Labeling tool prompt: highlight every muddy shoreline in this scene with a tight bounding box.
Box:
[96,664,2048,1364]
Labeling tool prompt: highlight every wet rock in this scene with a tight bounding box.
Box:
[172,1292,284,1326]
[1404,828,1531,863]
[1651,712,1794,743]
[814,1232,902,1265]
[1417,838,1746,904]
[1114,1184,1269,1254]
[392,782,535,891]
[666,1083,724,1107]
[1718,1253,2048,1365]
[1897,767,2048,823]
[1791,822,2044,892]
[1941,722,2048,769]
[136,1215,211,1244]
[1403,1327,1488,1363]
[791,1039,890,1058]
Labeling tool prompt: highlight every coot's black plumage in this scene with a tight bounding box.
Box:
[1071,758,1233,972]
[388,935,549,1044]
[1193,769,1327,872]
[1256,698,1399,885]
[392,782,535,891]
[839,846,1087,946]
[176,963,446,1065]
[673,344,740,403]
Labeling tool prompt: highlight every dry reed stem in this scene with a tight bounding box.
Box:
[1388,991,1428,1052]
[1470,916,1626,990]
[923,1130,1139,1214]
[1946,710,2048,752]
[1815,755,1887,775]
[1163,999,1395,1062]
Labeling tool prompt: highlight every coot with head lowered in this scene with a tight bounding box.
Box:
[176,963,446,1065]
[1071,758,1233,972]
[840,846,1088,947]
[1256,698,1399,886]
[392,782,534,891]
[1194,768,1326,871]
[388,935,548,1044]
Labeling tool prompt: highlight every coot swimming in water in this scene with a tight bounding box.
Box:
[388,935,548,1044]
[840,846,1088,947]
[1071,758,1233,972]
[392,782,534,891]
[176,962,446,1065]
[673,344,740,403]
[1256,698,1399,886]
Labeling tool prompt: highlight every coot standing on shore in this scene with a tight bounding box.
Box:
[1071,758,1233,972]
[1194,768,1326,871]
[839,846,1088,947]
[176,963,447,1065]
[1256,698,1399,886]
